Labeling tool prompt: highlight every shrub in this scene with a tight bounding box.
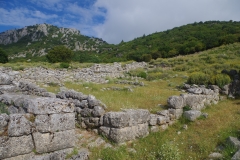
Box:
[215,74,231,88]
[0,48,8,63]
[46,45,73,63]
[187,72,209,85]
[60,62,70,68]
[141,54,152,62]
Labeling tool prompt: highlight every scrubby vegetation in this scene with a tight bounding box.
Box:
[1,21,240,63]
[46,45,73,63]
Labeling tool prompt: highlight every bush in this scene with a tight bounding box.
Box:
[60,62,70,68]
[215,74,231,88]
[141,54,152,62]
[46,45,73,63]
[0,48,8,63]
[187,72,209,85]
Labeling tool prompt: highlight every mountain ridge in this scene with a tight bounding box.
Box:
[1,21,240,63]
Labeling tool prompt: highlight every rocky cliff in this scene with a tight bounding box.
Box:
[0,24,107,59]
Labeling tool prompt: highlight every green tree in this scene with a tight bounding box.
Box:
[46,45,73,63]
[0,48,8,63]
[141,54,152,62]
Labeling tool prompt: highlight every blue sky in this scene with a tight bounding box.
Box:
[1,0,240,44]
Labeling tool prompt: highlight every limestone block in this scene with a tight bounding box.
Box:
[92,106,105,117]
[0,73,12,85]
[183,110,201,121]
[25,97,75,114]
[168,108,183,119]
[123,109,150,126]
[79,100,88,108]
[8,114,32,137]
[232,149,240,160]
[108,123,149,143]
[167,96,184,109]
[149,114,158,126]
[103,112,130,128]
[33,130,75,154]
[157,116,167,125]
[50,113,75,132]
[0,135,34,159]
[0,113,9,135]
[80,108,92,117]
[35,115,50,133]
[181,94,206,110]
[157,110,169,116]
[35,113,75,133]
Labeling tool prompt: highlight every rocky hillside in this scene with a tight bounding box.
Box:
[0,24,107,59]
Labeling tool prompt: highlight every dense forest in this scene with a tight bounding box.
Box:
[1,20,240,63]
[93,20,240,62]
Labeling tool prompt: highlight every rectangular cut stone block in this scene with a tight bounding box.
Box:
[123,109,150,126]
[8,114,32,137]
[35,115,50,132]
[50,113,75,132]
[103,112,130,128]
[0,135,34,159]
[25,97,75,114]
[100,123,149,143]
[33,130,75,154]
[103,109,150,128]
[35,113,75,133]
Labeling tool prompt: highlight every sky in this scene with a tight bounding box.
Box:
[0,0,240,44]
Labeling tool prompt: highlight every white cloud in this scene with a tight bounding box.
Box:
[93,0,240,44]
[0,7,58,27]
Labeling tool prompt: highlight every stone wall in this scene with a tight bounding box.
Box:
[0,62,147,85]
[0,94,75,159]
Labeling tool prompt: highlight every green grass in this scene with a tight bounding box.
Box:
[90,99,240,160]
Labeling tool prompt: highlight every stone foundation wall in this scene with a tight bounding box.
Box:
[0,94,75,159]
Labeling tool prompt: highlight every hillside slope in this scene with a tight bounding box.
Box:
[0,24,106,61]
[0,21,240,63]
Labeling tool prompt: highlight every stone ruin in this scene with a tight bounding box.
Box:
[0,65,226,159]
[0,62,147,86]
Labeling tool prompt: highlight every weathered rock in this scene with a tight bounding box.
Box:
[100,123,149,143]
[123,109,150,126]
[33,130,75,154]
[8,114,32,137]
[149,114,158,126]
[228,137,240,149]
[187,88,203,94]
[156,110,169,116]
[157,115,167,125]
[103,112,130,128]
[183,110,201,121]
[79,100,88,108]
[50,113,75,132]
[0,135,34,159]
[232,149,240,160]
[168,108,183,119]
[181,94,206,110]
[92,106,105,117]
[25,97,75,114]
[80,108,92,117]
[0,113,9,135]
[7,106,18,114]
[208,152,223,159]
[69,148,89,160]
[150,126,159,132]
[167,96,184,109]
[0,73,12,85]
